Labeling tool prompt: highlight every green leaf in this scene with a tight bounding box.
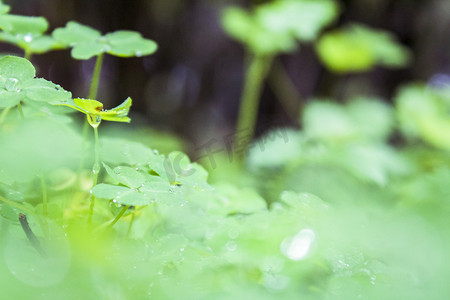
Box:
[395,84,450,150]
[53,21,158,60]
[105,31,158,57]
[163,151,209,189]
[100,138,158,166]
[100,97,132,122]
[139,180,180,204]
[71,42,107,60]
[0,91,20,108]
[73,98,103,114]
[91,179,178,206]
[222,6,296,55]
[65,97,131,124]
[0,14,48,34]
[222,0,338,55]
[215,183,267,214]
[52,21,101,45]
[0,2,10,15]
[91,183,150,206]
[247,129,304,169]
[22,35,66,53]
[22,78,72,103]
[103,164,146,189]
[256,0,339,42]
[316,23,411,73]
[0,56,72,108]
[303,97,394,143]
[0,55,35,81]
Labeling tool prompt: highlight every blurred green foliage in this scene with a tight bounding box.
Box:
[316,23,411,73]
[0,0,449,299]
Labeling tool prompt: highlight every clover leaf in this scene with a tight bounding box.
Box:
[0,56,71,109]
[395,83,450,151]
[60,97,132,127]
[222,0,338,55]
[316,23,411,73]
[92,164,182,206]
[52,21,158,60]
[0,15,64,55]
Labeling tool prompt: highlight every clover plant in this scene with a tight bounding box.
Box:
[58,97,132,223]
[53,21,157,99]
[0,2,65,59]
[0,1,449,299]
[0,56,71,120]
[222,0,338,163]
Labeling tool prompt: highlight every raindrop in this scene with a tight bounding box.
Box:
[280,228,315,261]
[262,273,290,291]
[152,150,159,155]
[228,229,239,239]
[135,51,143,57]
[23,33,33,43]
[5,78,19,92]
[225,240,237,251]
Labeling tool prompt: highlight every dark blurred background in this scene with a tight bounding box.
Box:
[3,0,450,153]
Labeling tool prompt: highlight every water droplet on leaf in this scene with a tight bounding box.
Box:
[226,240,237,251]
[5,78,19,92]
[135,51,143,57]
[23,33,33,43]
[280,228,315,261]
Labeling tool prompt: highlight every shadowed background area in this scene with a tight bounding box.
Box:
[2,0,450,153]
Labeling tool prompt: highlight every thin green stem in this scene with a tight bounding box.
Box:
[108,205,130,229]
[40,175,48,218]
[17,102,24,119]
[89,53,104,100]
[126,211,135,237]
[233,54,273,163]
[24,50,32,61]
[0,195,34,215]
[0,106,11,123]
[88,125,100,225]
[76,119,90,177]
[267,58,303,121]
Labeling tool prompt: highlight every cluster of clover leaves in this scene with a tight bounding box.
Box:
[0,0,207,235]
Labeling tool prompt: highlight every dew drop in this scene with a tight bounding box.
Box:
[280,228,315,261]
[152,149,159,155]
[23,33,33,43]
[262,273,290,291]
[5,78,19,92]
[228,228,239,239]
[135,51,143,57]
[226,240,237,251]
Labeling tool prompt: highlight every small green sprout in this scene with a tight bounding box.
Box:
[63,97,132,128]
[60,96,132,224]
